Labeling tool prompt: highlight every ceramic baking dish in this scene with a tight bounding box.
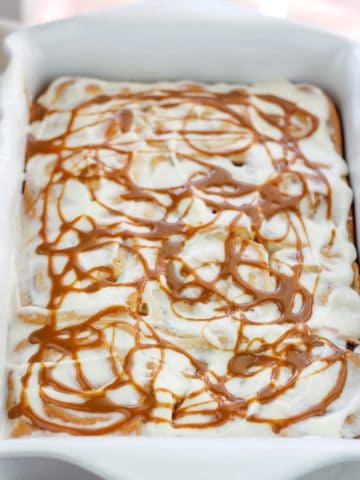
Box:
[1,1,360,479]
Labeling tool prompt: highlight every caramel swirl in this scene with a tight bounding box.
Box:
[9,78,356,437]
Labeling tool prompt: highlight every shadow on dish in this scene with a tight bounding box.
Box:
[297,461,360,480]
[0,456,106,480]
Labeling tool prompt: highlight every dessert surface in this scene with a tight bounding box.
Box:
[8,77,360,437]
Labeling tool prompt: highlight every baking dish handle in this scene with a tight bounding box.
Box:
[64,440,360,480]
[2,438,360,480]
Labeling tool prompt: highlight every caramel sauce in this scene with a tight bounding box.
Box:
[9,81,348,436]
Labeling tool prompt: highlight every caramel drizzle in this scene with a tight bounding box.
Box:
[10,81,347,436]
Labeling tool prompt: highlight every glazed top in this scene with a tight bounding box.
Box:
[8,78,360,437]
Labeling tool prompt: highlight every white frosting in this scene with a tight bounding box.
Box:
[8,77,360,438]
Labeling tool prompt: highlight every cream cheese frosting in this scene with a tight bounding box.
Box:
[7,77,360,437]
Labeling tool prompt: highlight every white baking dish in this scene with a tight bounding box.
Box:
[0,17,18,70]
[1,1,360,479]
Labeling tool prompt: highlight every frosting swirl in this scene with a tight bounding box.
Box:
[7,78,360,437]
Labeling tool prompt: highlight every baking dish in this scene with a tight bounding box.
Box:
[0,17,18,70]
[1,0,360,478]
